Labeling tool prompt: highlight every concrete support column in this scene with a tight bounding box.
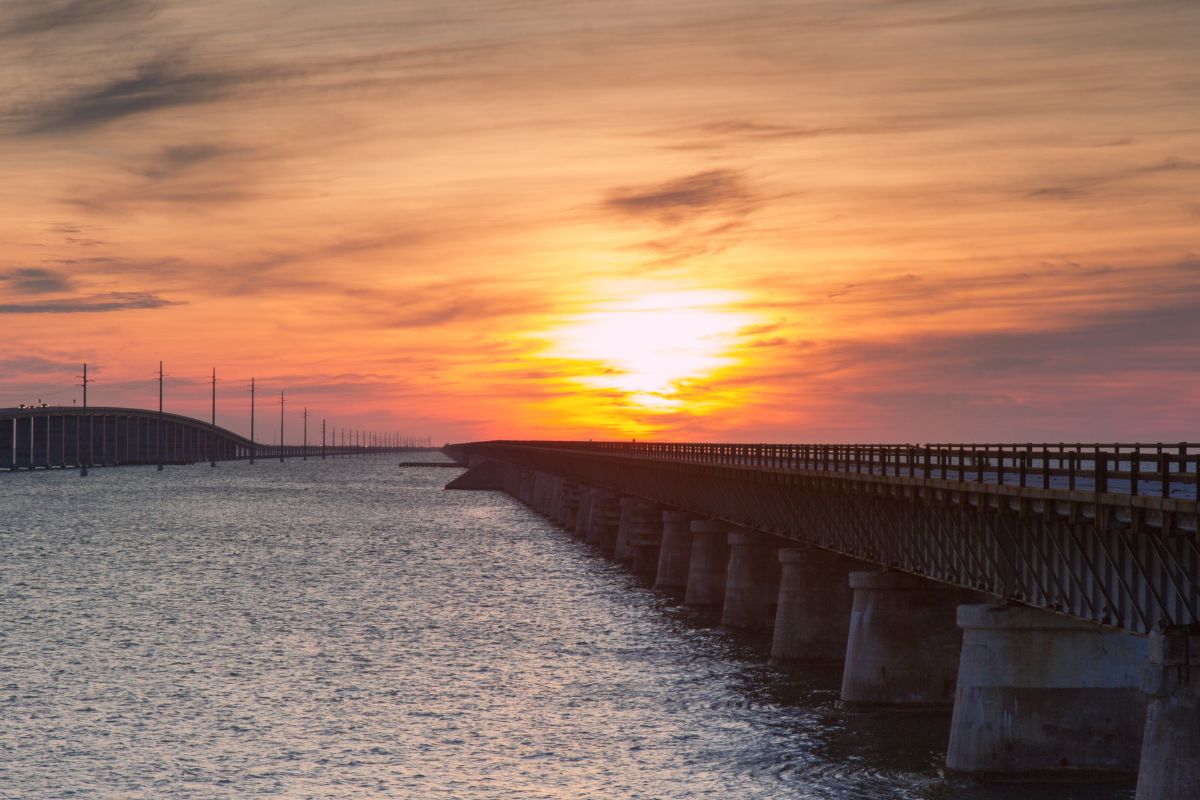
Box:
[584,489,618,548]
[581,487,601,544]
[530,472,547,513]
[613,498,661,562]
[548,477,562,519]
[684,519,732,608]
[534,474,549,515]
[771,545,860,663]
[576,489,595,537]
[573,487,594,539]
[628,520,664,577]
[539,474,556,516]
[517,469,533,505]
[556,481,581,530]
[947,603,1147,778]
[841,571,978,705]
[613,497,638,561]
[1135,627,1200,799]
[654,511,698,592]
[721,530,781,630]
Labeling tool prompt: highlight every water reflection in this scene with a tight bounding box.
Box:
[1,458,1136,799]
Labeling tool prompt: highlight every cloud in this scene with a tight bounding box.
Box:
[605,169,756,223]
[135,142,233,180]
[0,292,180,313]
[15,60,235,136]
[0,267,74,294]
[0,355,81,375]
[600,169,764,266]
[1,0,158,37]
[1027,157,1200,200]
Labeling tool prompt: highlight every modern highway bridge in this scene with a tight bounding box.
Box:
[446,439,1200,796]
[0,405,415,469]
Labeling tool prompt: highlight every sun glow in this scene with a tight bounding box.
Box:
[540,289,758,416]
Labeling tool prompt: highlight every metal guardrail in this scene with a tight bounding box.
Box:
[480,441,1199,500]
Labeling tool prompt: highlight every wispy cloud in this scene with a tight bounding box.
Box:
[14,60,235,136]
[0,267,74,294]
[1,0,158,37]
[0,292,179,313]
[605,169,757,223]
[134,142,234,180]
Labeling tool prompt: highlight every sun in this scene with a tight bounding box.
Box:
[540,288,757,414]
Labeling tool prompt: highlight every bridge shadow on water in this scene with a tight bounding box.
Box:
[586,554,1137,800]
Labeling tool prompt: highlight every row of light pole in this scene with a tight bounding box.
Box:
[74,362,430,476]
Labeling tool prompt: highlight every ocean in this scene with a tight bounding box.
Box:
[0,455,1132,799]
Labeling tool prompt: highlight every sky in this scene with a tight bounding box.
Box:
[1,0,1198,444]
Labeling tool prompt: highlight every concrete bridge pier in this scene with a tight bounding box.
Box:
[1135,628,1200,799]
[771,545,861,663]
[721,530,781,631]
[582,489,613,546]
[841,570,980,705]
[533,472,550,515]
[947,603,1147,779]
[576,487,597,541]
[528,472,542,510]
[530,472,548,514]
[684,519,732,608]
[517,468,534,505]
[563,482,583,531]
[613,497,637,561]
[587,491,622,553]
[613,498,662,562]
[654,511,698,592]
[534,472,556,517]
[555,481,581,530]
[629,520,665,577]
[573,487,595,539]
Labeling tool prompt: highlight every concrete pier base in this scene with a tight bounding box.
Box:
[588,492,622,553]
[539,474,556,515]
[549,479,566,522]
[721,530,781,630]
[684,519,731,608]
[1135,627,1200,800]
[614,498,661,562]
[582,488,613,546]
[573,488,594,539]
[628,522,663,577]
[771,545,860,663]
[613,497,637,561]
[841,570,978,705]
[566,482,585,532]
[947,603,1147,778]
[654,511,697,592]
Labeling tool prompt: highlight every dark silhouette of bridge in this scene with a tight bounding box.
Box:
[1,405,420,470]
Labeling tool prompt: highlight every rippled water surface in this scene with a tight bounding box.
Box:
[1,457,1134,799]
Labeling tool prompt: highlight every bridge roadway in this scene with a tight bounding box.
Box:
[446,439,1200,794]
[1,406,411,469]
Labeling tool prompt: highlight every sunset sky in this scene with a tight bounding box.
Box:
[2,0,1198,444]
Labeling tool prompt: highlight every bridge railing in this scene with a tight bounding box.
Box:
[490,441,1199,500]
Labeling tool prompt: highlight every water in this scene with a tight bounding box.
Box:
[1,457,1134,799]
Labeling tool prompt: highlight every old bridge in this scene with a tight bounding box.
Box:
[446,439,1199,797]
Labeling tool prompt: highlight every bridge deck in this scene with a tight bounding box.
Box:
[487,440,1199,500]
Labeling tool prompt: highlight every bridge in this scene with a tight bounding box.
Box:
[1,405,416,469]
[445,439,1200,797]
